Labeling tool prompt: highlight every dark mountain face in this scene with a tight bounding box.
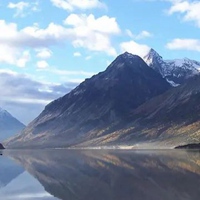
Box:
[131,76,200,146]
[5,52,171,148]
[133,75,200,122]
[0,108,25,142]
[76,75,200,148]
[143,49,200,86]
[45,52,170,119]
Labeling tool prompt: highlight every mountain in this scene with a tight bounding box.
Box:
[74,74,200,148]
[143,48,200,86]
[0,108,25,142]
[4,52,171,148]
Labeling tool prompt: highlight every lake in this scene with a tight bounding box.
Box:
[0,149,199,200]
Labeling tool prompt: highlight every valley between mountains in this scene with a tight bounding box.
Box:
[2,49,200,149]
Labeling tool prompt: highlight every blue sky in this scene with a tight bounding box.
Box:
[0,0,200,124]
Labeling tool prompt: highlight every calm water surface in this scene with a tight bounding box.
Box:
[0,149,199,200]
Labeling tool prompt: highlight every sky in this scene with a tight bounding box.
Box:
[0,0,200,124]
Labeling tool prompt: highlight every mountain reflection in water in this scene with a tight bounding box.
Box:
[2,149,200,200]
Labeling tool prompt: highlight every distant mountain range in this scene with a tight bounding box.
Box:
[4,49,200,149]
[0,108,25,142]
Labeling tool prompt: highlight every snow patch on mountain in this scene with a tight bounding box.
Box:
[166,79,180,87]
[165,58,200,72]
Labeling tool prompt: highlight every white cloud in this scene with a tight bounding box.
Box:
[65,14,120,34]
[36,48,52,59]
[1,97,50,105]
[0,21,32,66]
[166,38,200,51]
[37,60,49,69]
[126,29,152,40]
[85,56,92,60]
[64,14,120,56]
[168,1,189,14]
[0,45,18,65]
[7,1,39,17]
[0,45,30,67]
[0,20,18,39]
[0,69,18,75]
[8,1,29,17]
[0,70,78,124]
[120,40,150,57]
[0,14,120,62]
[38,68,95,76]
[126,29,134,38]
[0,20,69,49]
[16,50,31,68]
[168,0,200,27]
[73,52,82,57]
[19,23,69,47]
[137,31,152,39]
[51,0,106,11]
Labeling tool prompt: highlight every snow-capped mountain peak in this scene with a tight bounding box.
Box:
[143,48,164,75]
[146,48,161,58]
[143,49,159,65]
[164,58,200,79]
[165,58,200,71]
[143,49,200,86]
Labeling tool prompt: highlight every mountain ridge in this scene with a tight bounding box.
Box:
[4,50,200,149]
[0,107,25,142]
[5,52,170,148]
[143,48,200,85]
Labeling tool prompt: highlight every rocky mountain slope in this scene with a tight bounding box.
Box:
[143,49,200,86]
[0,108,25,142]
[4,52,171,148]
[5,51,200,149]
[76,75,200,148]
